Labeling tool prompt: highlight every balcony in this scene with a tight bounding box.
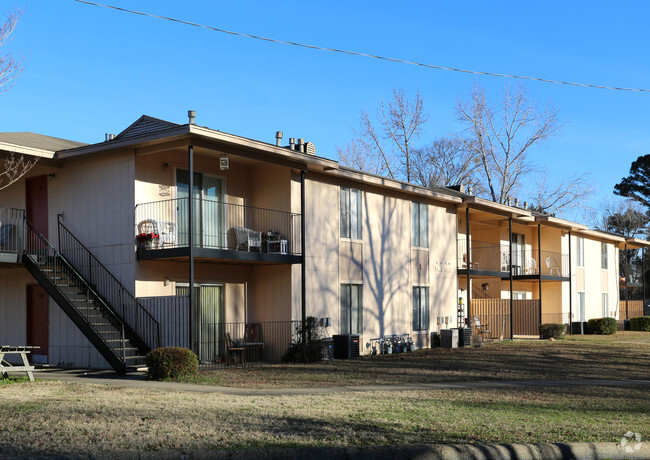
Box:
[0,208,24,264]
[458,239,569,279]
[135,198,301,264]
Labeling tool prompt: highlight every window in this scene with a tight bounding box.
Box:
[412,286,430,331]
[601,242,608,269]
[340,187,362,239]
[411,202,429,248]
[177,169,225,248]
[512,291,526,300]
[340,284,362,334]
[602,292,609,317]
[578,292,585,322]
[577,237,584,267]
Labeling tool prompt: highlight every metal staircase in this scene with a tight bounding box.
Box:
[22,219,159,375]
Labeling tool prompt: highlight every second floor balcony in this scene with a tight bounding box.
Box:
[458,239,569,279]
[135,198,301,264]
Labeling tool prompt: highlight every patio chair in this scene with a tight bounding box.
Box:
[244,323,264,362]
[501,252,510,272]
[224,332,246,366]
[230,226,262,252]
[473,316,490,340]
[546,257,560,276]
[526,257,538,275]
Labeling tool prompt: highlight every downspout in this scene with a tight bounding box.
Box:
[568,231,572,335]
[301,171,306,349]
[509,218,513,340]
[188,145,195,353]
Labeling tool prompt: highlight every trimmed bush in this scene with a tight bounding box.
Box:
[282,317,324,363]
[146,347,198,381]
[570,321,587,335]
[586,317,617,335]
[629,316,650,332]
[539,323,566,339]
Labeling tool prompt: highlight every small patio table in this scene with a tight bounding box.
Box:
[0,345,39,381]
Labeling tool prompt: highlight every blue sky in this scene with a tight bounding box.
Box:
[3,1,650,222]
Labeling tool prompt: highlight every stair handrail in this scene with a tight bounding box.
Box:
[57,217,160,351]
[24,219,127,360]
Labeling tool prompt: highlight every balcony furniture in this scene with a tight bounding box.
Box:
[267,239,288,255]
[0,345,38,381]
[224,332,245,366]
[244,323,264,362]
[501,252,510,272]
[0,224,14,250]
[473,316,490,340]
[461,253,479,269]
[546,257,561,276]
[137,219,159,249]
[229,227,262,252]
[526,258,538,275]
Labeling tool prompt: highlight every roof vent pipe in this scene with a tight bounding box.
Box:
[467,186,473,195]
[524,201,529,210]
[289,138,296,150]
[109,134,115,141]
[105,133,109,142]
[275,131,283,146]
[188,110,196,125]
[297,138,305,153]
[515,198,520,207]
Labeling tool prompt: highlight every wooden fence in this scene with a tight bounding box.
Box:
[621,300,644,319]
[471,299,541,338]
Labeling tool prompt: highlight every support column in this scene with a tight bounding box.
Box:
[643,248,646,316]
[466,207,471,321]
[301,171,306,347]
[568,231,573,335]
[188,145,195,353]
[538,225,543,335]
[625,244,629,320]
[509,217,513,340]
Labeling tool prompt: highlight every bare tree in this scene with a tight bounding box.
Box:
[0,9,22,92]
[530,170,594,216]
[457,84,560,204]
[590,198,648,238]
[0,152,38,191]
[410,137,482,191]
[0,10,34,192]
[338,88,428,181]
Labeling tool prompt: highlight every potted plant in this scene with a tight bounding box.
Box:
[137,232,159,249]
[262,230,281,252]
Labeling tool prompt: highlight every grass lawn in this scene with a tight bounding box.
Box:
[193,331,650,389]
[0,331,647,455]
[0,381,647,455]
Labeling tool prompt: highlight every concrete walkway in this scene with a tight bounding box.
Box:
[2,442,649,459]
[32,367,650,395]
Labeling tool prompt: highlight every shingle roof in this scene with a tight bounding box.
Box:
[0,132,86,152]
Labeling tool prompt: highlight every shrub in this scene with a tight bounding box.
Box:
[282,317,324,363]
[146,347,198,381]
[539,323,566,339]
[629,316,650,332]
[586,317,617,335]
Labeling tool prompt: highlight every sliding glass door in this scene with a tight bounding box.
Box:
[176,169,225,248]
[176,284,225,362]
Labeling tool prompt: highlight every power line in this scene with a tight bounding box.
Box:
[73,0,650,93]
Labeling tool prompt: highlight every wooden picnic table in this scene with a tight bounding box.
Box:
[0,345,39,381]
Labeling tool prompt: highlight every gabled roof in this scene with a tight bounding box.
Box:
[114,115,181,141]
[0,132,86,158]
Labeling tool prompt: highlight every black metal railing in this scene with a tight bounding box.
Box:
[58,218,160,351]
[458,240,570,277]
[0,207,25,253]
[24,220,128,360]
[134,198,302,255]
[620,262,644,285]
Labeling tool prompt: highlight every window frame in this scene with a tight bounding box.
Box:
[411,201,429,248]
[602,292,609,317]
[340,187,362,240]
[340,284,363,335]
[601,242,608,269]
[412,286,430,331]
[577,237,584,267]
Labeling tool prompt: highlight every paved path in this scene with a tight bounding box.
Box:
[32,367,650,396]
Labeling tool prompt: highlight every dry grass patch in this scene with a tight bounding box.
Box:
[0,380,647,455]
[195,331,650,389]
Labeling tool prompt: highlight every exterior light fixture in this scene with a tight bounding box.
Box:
[220,154,229,170]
